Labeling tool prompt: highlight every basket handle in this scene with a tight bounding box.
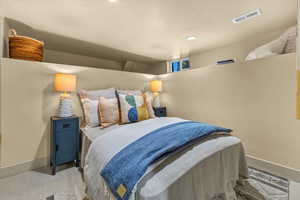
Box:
[8,29,17,37]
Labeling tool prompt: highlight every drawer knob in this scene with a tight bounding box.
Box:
[63,123,71,128]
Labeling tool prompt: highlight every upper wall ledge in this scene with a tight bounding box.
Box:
[164,53,296,76]
[0,58,158,78]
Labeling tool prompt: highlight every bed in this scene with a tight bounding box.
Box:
[81,117,248,200]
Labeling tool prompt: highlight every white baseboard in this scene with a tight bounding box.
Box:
[247,155,300,182]
[0,157,49,179]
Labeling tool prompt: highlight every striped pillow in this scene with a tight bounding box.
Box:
[98,97,119,124]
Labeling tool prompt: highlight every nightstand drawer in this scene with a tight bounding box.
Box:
[54,118,77,132]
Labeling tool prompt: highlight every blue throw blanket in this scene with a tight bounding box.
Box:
[100,121,232,200]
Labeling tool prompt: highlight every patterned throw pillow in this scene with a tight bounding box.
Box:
[98,97,119,124]
[119,94,149,124]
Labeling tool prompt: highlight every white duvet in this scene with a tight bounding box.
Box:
[84,117,248,200]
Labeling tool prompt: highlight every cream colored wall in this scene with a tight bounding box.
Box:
[0,17,3,58]
[190,25,295,69]
[44,49,124,71]
[40,50,155,74]
[124,61,168,75]
[159,53,300,170]
[298,0,300,71]
[0,17,4,166]
[149,25,295,73]
[0,58,155,167]
[0,21,2,166]
[148,62,168,75]
[0,17,8,58]
[123,61,151,74]
[2,18,155,74]
[2,19,8,58]
[0,53,299,171]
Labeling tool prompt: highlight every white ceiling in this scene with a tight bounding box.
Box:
[1,0,297,63]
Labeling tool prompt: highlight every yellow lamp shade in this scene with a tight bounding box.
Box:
[150,80,162,93]
[54,73,76,92]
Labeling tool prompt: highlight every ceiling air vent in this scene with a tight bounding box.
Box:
[232,9,262,24]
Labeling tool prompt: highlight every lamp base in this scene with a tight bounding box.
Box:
[153,95,161,108]
[57,97,74,118]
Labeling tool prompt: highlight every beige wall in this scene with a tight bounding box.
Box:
[148,62,168,75]
[2,18,8,58]
[123,61,151,74]
[149,24,295,73]
[1,54,299,172]
[3,48,155,75]
[44,49,124,71]
[0,17,8,58]
[159,53,300,170]
[298,0,300,70]
[0,9,4,169]
[189,25,295,69]
[0,58,155,167]
[41,50,156,74]
[2,18,155,74]
[0,17,4,165]
[0,17,3,58]
[125,61,168,75]
[38,50,155,74]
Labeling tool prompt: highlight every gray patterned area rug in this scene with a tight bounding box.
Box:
[235,167,289,200]
[47,167,289,200]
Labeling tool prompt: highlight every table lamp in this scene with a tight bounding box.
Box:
[54,73,76,118]
[150,80,162,108]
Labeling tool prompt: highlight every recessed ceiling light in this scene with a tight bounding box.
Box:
[109,0,118,2]
[186,36,197,41]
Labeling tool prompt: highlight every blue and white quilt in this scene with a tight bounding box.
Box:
[84,117,248,200]
[101,121,231,200]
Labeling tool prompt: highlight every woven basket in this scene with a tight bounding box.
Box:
[8,29,44,62]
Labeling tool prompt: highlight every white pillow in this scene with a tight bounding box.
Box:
[282,26,296,54]
[246,50,279,61]
[144,92,156,118]
[78,88,116,127]
[246,25,297,61]
[245,38,285,61]
[84,99,100,127]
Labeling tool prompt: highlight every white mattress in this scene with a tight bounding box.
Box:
[82,118,248,200]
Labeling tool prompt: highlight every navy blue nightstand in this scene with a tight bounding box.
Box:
[153,107,167,117]
[51,116,80,175]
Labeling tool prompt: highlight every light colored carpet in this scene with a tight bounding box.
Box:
[0,166,85,200]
